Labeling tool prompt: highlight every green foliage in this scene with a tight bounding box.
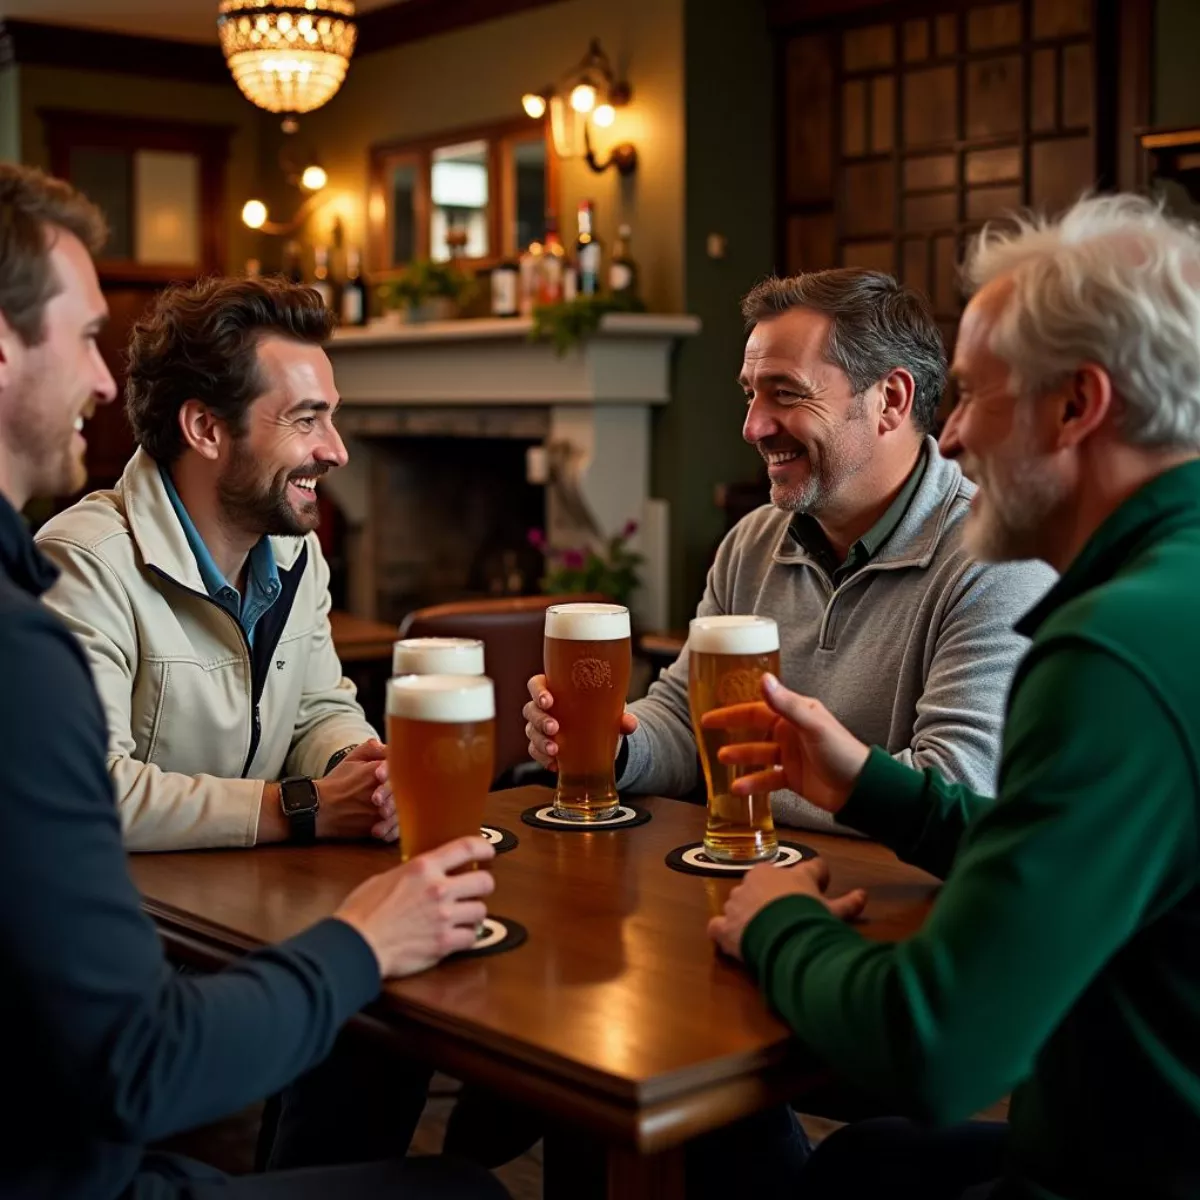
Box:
[530,292,646,354]
[529,521,643,608]
[377,259,477,311]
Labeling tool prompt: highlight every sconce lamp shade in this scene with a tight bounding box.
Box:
[218,0,357,115]
[522,92,548,119]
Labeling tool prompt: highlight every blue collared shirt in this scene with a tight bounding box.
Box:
[159,466,281,646]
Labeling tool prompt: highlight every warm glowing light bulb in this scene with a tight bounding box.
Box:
[570,83,597,113]
[242,199,268,229]
[301,164,328,191]
[522,92,547,119]
[592,103,616,128]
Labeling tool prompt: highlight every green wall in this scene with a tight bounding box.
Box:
[14,63,265,272]
[658,0,775,625]
[0,66,19,163]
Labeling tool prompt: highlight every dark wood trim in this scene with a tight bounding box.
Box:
[357,0,571,56]
[1114,0,1154,190]
[0,19,227,84]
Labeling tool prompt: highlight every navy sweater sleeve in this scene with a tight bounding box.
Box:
[0,606,381,1166]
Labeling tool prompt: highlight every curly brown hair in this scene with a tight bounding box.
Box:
[125,275,336,463]
[0,164,108,346]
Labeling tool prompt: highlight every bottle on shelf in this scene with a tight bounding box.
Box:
[311,245,335,310]
[282,240,305,285]
[340,247,369,326]
[576,200,602,296]
[609,223,639,301]
[563,259,578,303]
[519,240,544,315]
[539,216,566,305]
[491,258,520,317]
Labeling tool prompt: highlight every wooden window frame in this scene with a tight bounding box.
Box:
[367,115,559,279]
[40,109,233,284]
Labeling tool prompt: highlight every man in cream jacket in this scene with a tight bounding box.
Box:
[36,275,393,852]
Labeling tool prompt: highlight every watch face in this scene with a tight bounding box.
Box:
[281,778,318,817]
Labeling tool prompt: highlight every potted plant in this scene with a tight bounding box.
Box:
[527,520,644,609]
[377,259,477,323]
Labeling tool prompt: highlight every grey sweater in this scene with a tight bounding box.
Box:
[620,439,1057,831]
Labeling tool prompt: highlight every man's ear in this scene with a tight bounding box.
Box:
[878,367,916,434]
[177,399,225,462]
[1055,363,1112,451]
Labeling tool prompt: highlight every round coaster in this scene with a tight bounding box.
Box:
[448,915,528,959]
[664,841,816,877]
[520,803,652,831]
[479,825,518,853]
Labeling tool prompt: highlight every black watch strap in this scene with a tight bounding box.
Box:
[279,775,319,844]
[324,743,360,775]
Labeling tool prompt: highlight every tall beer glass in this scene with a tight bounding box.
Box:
[393,637,485,677]
[688,615,781,863]
[544,603,632,821]
[387,675,496,862]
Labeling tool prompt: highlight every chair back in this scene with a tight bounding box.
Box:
[398,593,611,782]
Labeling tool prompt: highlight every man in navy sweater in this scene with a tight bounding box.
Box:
[0,166,506,1199]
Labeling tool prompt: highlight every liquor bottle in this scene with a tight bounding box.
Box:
[539,216,566,305]
[609,223,639,300]
[283,240,304,285]
[311,245,335,310]
[491,259,519,317]
[575,200,602,296]
[518,241,543,315]
[341,248,369,327]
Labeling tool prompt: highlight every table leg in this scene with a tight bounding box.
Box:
[606,1143,686,1200]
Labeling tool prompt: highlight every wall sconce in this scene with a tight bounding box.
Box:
[241,120,328,233]
[521,38,637,176]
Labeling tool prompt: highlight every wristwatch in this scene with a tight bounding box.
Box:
[324,743,360,774]
[279,775,320,844]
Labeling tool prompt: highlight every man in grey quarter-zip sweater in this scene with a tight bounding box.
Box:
[526,269,1056,831]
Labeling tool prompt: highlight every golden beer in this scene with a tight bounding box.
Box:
[392,637,485,677]
[688,615,781,863]
[544,603,632,820]
[387,675,495,862]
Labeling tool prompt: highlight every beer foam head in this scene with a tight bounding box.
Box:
[387,674,495,722]
[544,602,630,641]
[688,615,779,655]
[392,637,485,677]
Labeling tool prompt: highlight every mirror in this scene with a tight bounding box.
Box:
[369,117,557,275]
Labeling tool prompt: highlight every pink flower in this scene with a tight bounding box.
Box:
[621,519,639,540]
[527,528,547,551]
[561,548,585,569]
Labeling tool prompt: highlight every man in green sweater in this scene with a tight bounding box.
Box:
[707,193,1200,1200]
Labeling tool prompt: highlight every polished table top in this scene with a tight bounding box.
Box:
[128,786,937,1154]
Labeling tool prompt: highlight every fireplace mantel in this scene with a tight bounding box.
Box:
[324,313,701,629]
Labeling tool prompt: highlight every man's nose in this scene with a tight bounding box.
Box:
[316,423,349,469]
[742,395,778,445]
[938,401,963,460]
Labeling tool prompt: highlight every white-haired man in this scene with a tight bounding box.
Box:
[707,194,1200,1199]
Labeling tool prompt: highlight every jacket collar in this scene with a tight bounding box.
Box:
[1017,457,1200,638]
[773,436,969,573]
[0,490,59,597]
[118,448,306,590]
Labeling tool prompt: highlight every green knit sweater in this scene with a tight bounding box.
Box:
[744,460,1200,1200]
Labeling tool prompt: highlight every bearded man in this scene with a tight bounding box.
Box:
[37,275,394,852]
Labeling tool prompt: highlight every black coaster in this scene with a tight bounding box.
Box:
[664,841,817,877]
[448,915,528,959]
[479,825,518,854]
[521,803,652,831]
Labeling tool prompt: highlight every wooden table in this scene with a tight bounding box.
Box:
[129,786,937,1198]
[328,610,398,664]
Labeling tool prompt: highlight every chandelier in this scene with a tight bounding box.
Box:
[217,1,358,116]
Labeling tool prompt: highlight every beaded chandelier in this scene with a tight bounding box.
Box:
[217,1,358,115]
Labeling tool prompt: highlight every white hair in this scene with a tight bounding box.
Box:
[963,194,1200,449]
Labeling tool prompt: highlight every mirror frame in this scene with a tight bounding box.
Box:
[367,115,559,278]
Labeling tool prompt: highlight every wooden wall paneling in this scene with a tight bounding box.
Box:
[903,17,929,63]
[871,76,895,153]
[1032,0,1091,40]
[1031,47,1057,132]
[785,34,835,204]
[967,3,1022,51]
[935,12,958,56]
[842,239,895,272]
[1061,41,1093,130]
[966,55,1023,139]
[932,233,959,316]
[901,237,929,295]
[905,153,957,191]
[1030,135,1094,213]
[965,183,1022,221]
[843,159,894,237]
[904,66,957,146]
[965,144,1021,184]
[1114,0,1153,191]
[843,22,894,72]
[843,80,867,157]
[903,190,957,229]
[786,212,836,274]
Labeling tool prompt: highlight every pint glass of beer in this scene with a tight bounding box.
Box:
[687,615,781,863]
[544,603,632,821]
[393,637,485,677]
[387,674,496,863]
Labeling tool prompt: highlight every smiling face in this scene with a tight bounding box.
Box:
[215,335,348,538]
[739,307,878,516]
[0,227,116,502]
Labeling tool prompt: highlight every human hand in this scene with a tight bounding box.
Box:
[316,738,397,842]
[707,857,867,961]
[523,673,638,770]
[702,674,870,816]
[335,836,496,978]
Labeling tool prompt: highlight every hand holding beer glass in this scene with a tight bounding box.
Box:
[543,603,632,820]
[387,675,496,863]
[688,615,781,863]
